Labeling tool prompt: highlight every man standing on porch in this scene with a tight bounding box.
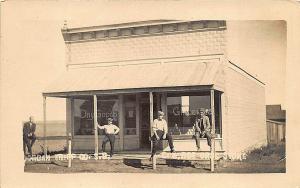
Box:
[150,111,175,160]
[97,117,120,157]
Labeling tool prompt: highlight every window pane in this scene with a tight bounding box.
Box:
[74,98,94,135]
[97,99,119,135]
[167,94,211,135]
[73,97,119,136]
[124,95,136,135]
[214,91,222,136]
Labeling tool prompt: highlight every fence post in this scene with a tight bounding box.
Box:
[68,133,72,168]
[152,155,157,170]
[43,96,47,156]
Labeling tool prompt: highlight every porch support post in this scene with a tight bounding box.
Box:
[93,95,99,155]
[149,91,156,169]
[210,89,216,172]
[118,94,124,150]
[136,93,140,148]
[149,92,154,151]
[43,96,47,156]
[149,92,154,136]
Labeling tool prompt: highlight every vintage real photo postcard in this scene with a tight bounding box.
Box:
[1,0,299,188]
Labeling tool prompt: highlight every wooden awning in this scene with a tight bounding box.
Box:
[43,60,224,97]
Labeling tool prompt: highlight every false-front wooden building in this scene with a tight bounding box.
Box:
[43,20,266,158]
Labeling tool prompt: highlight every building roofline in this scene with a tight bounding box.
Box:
[63,19,181,33]
[61,20,227,42]
[228,60,265,85]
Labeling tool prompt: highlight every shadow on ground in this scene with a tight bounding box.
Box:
[123,158,153,170]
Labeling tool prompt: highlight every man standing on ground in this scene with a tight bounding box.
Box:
[150,111,175,160]
[23,116,37,157]
[97,117,120,157]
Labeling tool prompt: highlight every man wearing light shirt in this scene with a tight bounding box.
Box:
[150,111,175,159]
[97,117,120,157]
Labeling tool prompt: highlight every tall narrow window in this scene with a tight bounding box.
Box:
[73,95,119,136]
[73,97,94,135]
[124,95,137,135]
[97,97,119,135]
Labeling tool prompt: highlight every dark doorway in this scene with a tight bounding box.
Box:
[139,93,158,149]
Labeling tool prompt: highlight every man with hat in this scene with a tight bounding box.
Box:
[150,111,175,160]
[23,116,37,157]
[193,109,211,150]
[97,117,120,157]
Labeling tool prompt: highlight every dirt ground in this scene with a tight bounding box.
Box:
[25,143,286,173]
[24,157,285,173]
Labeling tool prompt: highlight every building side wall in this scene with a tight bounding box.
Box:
[213,59,226,91]
[225,66,266,158]
[68,29,226,65]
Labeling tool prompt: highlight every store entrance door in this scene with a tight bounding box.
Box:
[140,102,150,148]
[139,93,158,149]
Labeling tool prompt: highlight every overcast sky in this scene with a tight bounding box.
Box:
[1,1,286,121]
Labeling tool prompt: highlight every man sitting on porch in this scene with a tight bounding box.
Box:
[194,109,212,150]
[97,117,120,157]
[150,111,175,160]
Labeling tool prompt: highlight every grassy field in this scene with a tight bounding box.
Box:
[34,120,66,136]
[30,121,67,155]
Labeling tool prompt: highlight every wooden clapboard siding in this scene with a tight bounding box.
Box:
[123,136,140,150]
[224,64,266,156]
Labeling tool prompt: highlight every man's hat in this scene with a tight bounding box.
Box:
[157,111,164,116]
[199,108,205,113]
[107,117,113,121]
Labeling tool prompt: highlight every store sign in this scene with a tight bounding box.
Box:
[172,106,200,116]
[81,110,118,119]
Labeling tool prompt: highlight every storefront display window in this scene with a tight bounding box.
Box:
[73,96,119,136]
[97,99,119,135]
[73,97,94,135]
[167,92,222,137]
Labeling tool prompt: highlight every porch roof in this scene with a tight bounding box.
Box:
[43,60,223,97]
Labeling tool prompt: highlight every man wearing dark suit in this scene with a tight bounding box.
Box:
[23,116,37,157]
[193,110,211,150]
